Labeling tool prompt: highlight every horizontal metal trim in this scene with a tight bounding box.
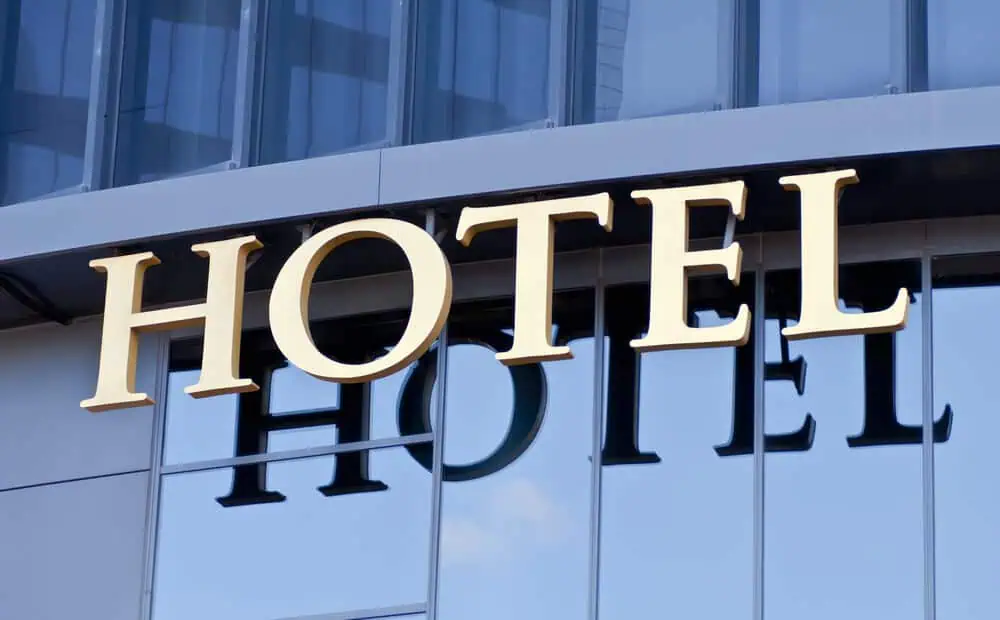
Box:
[160,433,433,476]
[273,602,427,620]
[0,87,999,266]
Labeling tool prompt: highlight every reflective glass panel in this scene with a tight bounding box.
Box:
[764,261,924,619]
[0,0,95,204]
[115,0,238,185]
[927,0,1000,91]
[259,0,392,164]
[412,0,551,143]
[932,254,1000,617]
[598,277,754,619]
[163,312,426,466]
[435,290,594,619]
[758,0,899,105]
[151,446,432,619]
[578,0,724,123]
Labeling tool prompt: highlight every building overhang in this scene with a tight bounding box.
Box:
[2,86,1000,329]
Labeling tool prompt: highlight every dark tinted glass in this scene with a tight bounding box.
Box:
[0,0,95,203]
[412,0,551,142]
[259,0,393,163]
[115,0,239,185]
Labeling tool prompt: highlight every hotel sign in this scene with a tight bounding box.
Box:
[80,168,909,413]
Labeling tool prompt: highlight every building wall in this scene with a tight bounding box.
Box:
[2,2,1000,620]
[0,321,161,619]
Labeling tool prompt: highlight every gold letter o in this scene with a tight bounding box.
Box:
[269,218,452,383]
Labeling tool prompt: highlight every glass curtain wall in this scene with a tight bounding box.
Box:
[144,235,1000,619]
[930,253,1000,618]
[411,0,554,142]
[7,1,1000,198]
[0,0,96,204]
[115,0,241,185]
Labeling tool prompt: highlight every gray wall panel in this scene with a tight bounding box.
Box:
[0,471,149,620]
[0,319,158,490]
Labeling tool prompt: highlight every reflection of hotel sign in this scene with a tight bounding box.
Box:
[81,169,910,413]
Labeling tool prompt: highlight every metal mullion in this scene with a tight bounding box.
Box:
[717,0,738,109]
[82,0,123,191]
[586,250,606,620]
[905,0,929,93]
[753,237,766,620]
[548,0,570,126]
[273,602,428,620]
[160,433,435,476]
[386,0,411,146]
[138,333,171,620]
[425,209,449,620]
[920,245,936,620]
[232,0,262,168]
[733,0,760,108]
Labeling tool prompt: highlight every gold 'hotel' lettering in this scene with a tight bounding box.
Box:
[80,169,909,413]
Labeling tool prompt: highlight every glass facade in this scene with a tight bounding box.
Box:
[763,261,925,619]
[0,0,95,204]
[5,2,1000,620]
[258,0,395,163]
[142,237,1000,619]
[116,0,240,184]
[931,254,1000,618]
[1,0,999,203]
[757,0,902,104]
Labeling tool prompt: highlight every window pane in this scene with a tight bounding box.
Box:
[928,0,1000,91]
[259,0,392,164]
[435,290,593,619]
[758,0,899,105]
[932,254,1000,617]
[163,313,428,466]
[598,278,753,618]
[115,0,238,185]
[151,446,431,619]
[0,0,94,204]
[578,0,724,123]
[764,261,924,619]
[412,0,551,143]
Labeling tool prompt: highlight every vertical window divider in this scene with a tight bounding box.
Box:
[920,236,936,620]
[587,248,606,620]
[387,0,413,147]
[138,333,171,620]
[753,234,766,620]
[425,209,448,620]
[717,0,738,109]
[232,0,262,168]
[905,0,929,92]
[82,0,125,191]
[549,0,571,126]
[733,0,759,108]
